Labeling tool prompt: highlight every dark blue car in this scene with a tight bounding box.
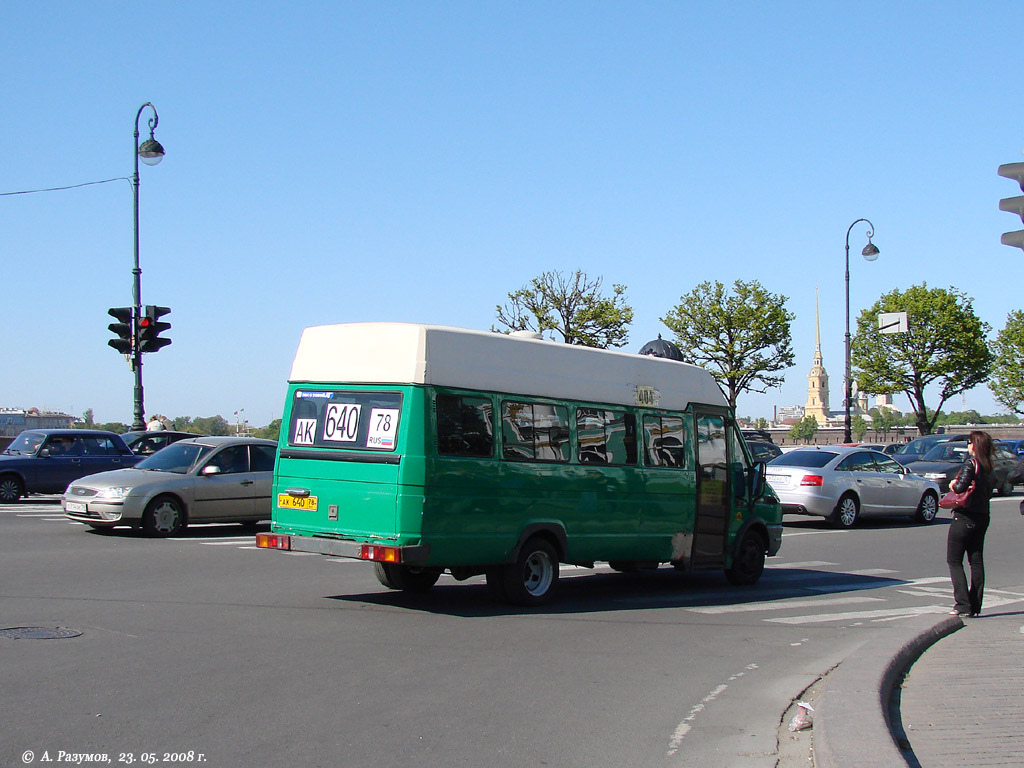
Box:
[997,439,1024,457]
[0,429,141,502]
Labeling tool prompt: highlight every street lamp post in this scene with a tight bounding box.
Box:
[844,218,880,443]
[131,102,165,431]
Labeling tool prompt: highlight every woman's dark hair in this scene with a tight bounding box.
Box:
[970,430,994,474]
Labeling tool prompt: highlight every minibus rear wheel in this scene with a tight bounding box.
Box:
[488,536,559,606]
[373,562,441,592]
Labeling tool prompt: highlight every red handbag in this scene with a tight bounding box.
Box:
[939,459,977,509]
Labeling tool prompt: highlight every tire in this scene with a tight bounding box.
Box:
[998,477,1013,496]
[489,536,559,606]
[914,491,939,523]
[0,475,24,503]
[373,562,441,592]
[141,496,186,537]
[725,529,766,586]
[830,493,859,528]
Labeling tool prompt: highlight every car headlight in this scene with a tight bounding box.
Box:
[94,486,134,501]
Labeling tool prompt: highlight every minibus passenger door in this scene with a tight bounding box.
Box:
[692,412,730,566]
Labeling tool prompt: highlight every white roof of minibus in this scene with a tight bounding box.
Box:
[289,322,728,411]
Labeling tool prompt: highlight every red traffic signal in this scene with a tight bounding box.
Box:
[139,305,172,353]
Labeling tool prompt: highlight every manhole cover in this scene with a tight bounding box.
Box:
[0,626,82,640]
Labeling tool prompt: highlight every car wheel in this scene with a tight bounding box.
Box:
[373,562,441,592]
[142,496,185,537]
[0,475,24,503]
[725,529,766,586]
[914,491,939,523]
[999,477,1013,496]
[487,536,559,606]
[830,493,859,528]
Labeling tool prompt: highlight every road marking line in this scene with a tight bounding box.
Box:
[767,560,837,568]
[688,595,884,614]
[667,664,757,756]
[766,605,951,624]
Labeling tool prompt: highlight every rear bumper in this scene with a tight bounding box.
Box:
[256,532,430,563]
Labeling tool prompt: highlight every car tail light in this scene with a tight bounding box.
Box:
[360,544,401,563]
[256,533,292,550]
[800,475,824,487]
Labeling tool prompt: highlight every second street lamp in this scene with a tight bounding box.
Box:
[844,218,880,443]
[130,102,165,431]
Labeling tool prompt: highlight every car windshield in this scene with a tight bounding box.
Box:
[920,444,969,462]
[769,451,837,468]
[3,431,46,455]
[136,442,213,473]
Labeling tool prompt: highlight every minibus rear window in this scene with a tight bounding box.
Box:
[287,390,403,451]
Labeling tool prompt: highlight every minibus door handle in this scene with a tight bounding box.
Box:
[284,488,311,497]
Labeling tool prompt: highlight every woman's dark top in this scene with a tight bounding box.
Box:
[951,457,993,520]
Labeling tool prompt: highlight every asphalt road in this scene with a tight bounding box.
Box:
[4,496,1024,768]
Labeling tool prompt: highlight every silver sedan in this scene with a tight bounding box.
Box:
[766,446,940,528]
[62,436,277,536]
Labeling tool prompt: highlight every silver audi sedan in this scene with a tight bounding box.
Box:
[766,445,940,528]
[62,436,277,536]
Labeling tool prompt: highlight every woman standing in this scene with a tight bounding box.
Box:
[947,430,995,617]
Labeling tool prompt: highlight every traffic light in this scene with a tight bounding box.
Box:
[998,162,1024,251]
[138,305,172,353]
[107,307,134,355]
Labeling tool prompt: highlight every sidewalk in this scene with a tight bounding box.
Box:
[811,609,1024,768]
[899,610,1024,767]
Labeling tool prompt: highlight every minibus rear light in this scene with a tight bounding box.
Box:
[800,475,824,487]
[360,544,401,563]
[256,533,292,550]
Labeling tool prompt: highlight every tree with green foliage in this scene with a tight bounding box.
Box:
[661,279,795,409]
[254,419,282,441]
[851,284,992,436]
[494,270,634,348]
[851,415,868,441]
[990,310,1024,416]
[869,407,901,439]
[788,414,818,444]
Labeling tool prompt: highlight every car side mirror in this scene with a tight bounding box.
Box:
[38,448,51,458]
[750,461,767,498]
[201,465,223,476]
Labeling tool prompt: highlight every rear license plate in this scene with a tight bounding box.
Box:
[766,474,787,486]
[277,494,318,511]
[65,501,87,513]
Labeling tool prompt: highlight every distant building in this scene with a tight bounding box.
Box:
[0,407,77,437]
[804,291,831,425]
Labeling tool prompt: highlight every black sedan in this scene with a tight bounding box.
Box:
[0,429,141,502]
[904,443,1024,496]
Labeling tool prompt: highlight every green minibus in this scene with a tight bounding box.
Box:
[257,322,782,604]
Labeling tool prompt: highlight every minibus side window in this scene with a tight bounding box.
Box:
[643,415,689,468]
[502,401,570,463]
[436,394,494,458]
[577,408,637,466]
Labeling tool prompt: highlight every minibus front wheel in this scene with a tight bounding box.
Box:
[373,562,442,593]
[487,536,560,606]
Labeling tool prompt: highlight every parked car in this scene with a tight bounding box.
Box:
[121,429,200,456]
[859,443,901,456]
[766,446,941,528]
[0,429,141,503]
[997,439,1024,457]
[904,443,1024,495]
[742,429,774,444]
[62,436,277,536]
[891,434,968,465]
[746,440,783,462]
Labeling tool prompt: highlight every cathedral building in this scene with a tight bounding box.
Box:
[804,293,830,424]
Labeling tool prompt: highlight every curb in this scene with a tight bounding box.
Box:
[813,614,962,768]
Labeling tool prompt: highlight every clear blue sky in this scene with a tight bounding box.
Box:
[4,2,1023,427]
